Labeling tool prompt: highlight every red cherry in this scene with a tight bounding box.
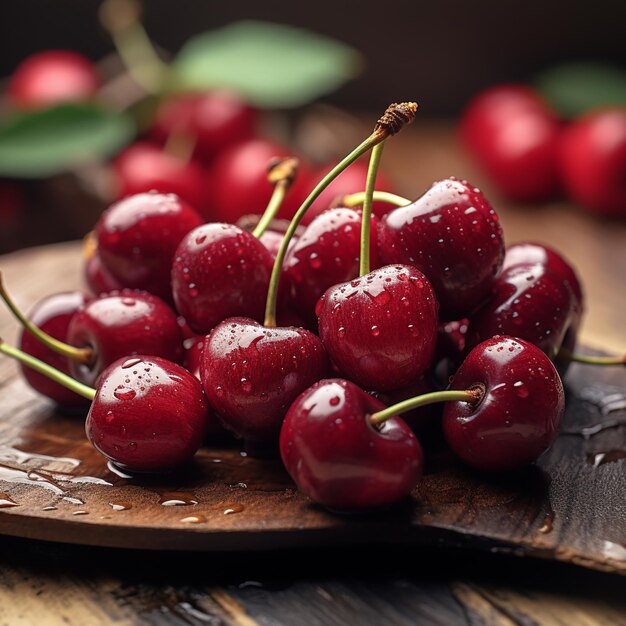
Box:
[86,356,210,472]
[19,292,91,408]
[280,378,423,511]
[171,223,274,334]
[378,178,505,320]
[149,90,257,163]
[460,84,562,201]
[112,142,207,217]
[301,160,395,226]
[316,264,438,391]
[205,138,313,223]
[8,50,100,109]
[559,107,626,217]
[442,336,564,471]
[96,192,203,302]
[84,251,124,296]
[201,318,329,448]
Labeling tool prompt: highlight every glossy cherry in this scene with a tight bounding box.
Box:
[86,356,210,472]
[8,50,100,109]
[460,84,561,202]
[84,246,124,295]
[378,178,505,320]
[280,378,423,511]
[96,192,203,302]
[559,108,626,217]
[316,264,438,391]
[201,318,329,448]
[442,336,564,471]
[19,291,91,408]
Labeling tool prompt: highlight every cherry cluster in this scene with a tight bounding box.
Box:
[1,102,621,513]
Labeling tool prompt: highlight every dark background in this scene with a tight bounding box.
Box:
[1,0,626,115]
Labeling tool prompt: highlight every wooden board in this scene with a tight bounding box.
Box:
[0,243,625,575]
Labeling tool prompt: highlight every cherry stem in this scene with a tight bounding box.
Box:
[99,0,170,94]
[253,158,300,239]
[263,102,418,327]
[341,190,411,209]
[369,388,482,426]
[0,272,92,365]
[359,142,385,277]
[559,350,626,366]
[0,340,96,401]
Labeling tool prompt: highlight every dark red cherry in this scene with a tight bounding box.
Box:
[205,138,313,223]
[183,335,204,380]
[149,90,257,163]
[67,291,184,387]
[280,378,423,510]
[316,264,438,391]
[442,336,564,471]
[171,223,274,335]
[431,319,469,385]
[301,160,395,226]
[378,178,505,320]
[112,142,207,217]
[96,192,203,302]
[84,250,123,296]
[460,84,561,202]
[285,207,380,328]
[86,356,210,472]
[19,291,91,407]
[8,50,100,109]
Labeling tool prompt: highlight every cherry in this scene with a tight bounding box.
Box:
[460,84,561,202]
[301,160,395,226]
[8,50,100,109]
[171,223,274,334]
[285,207,381,328]
[149,90,257,163]
[19,291,91,408]
[280,378,423,511]
[95,192,203,302]
[378,177,505,320]
[559,107,626,217]
[442,336,564,471]
[201,318,329,448]
[316,264,438,391]
[112,142,207,217]
[183,335,204,380]
[84,251,124,296]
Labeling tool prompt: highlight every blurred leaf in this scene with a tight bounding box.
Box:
[0,104,135,178]
[174,21,361,108]
[536,62,626,118]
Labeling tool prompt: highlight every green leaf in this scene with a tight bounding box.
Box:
[173,20,361,108]
[0,104,135,178]
[536,62,626,119]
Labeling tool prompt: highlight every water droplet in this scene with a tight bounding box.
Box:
[373,290,391,306]
[128,442,137,450]
[121,298,136,307]
[215,386,224,398]
[72,510,88,516]
[370,325,380,337]
[114,387,137,401]
[195,234,207,245]
[0,493,17,508]
[159,492,198,506]
[224,504,244,515]
[122,357,142,369]
[241,378,253,393]
[109,501,132,511]
[309,253,322,269]
[181,514,207,524]
[42,506,57,511]
[329,396,340,406]
[337,327,346,338]
[188,284,199,298]
[513,381,529,398]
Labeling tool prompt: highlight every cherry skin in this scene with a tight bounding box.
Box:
[316,264,438,392]
[559,108,626,217]
[280,378,423,511]
[19,291,91,408]
[84,250,124,296]
[205,138,313,223]
[112,142,207,217]
[8,50,100,109]
[301,160,395,226]
[442,336,564,472]
[171,223,274,335]
[460,84,562,202]
[86,356,210,472]
[378,178,505,320]
[67,291,184,387]
[149,90,257,163]
[95,192,203,302]
[285,207,380,328]
[201,317,329,448]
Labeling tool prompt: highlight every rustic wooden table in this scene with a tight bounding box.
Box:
[0,122,625,625]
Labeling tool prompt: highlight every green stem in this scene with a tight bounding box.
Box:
[359,142,385,276]
[342,190,411,209]
[559,350,625,366]
[0,341,96,401]
[0,273,92,364]
[369,388,482,426]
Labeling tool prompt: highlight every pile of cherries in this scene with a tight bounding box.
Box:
[1,102,621,513]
